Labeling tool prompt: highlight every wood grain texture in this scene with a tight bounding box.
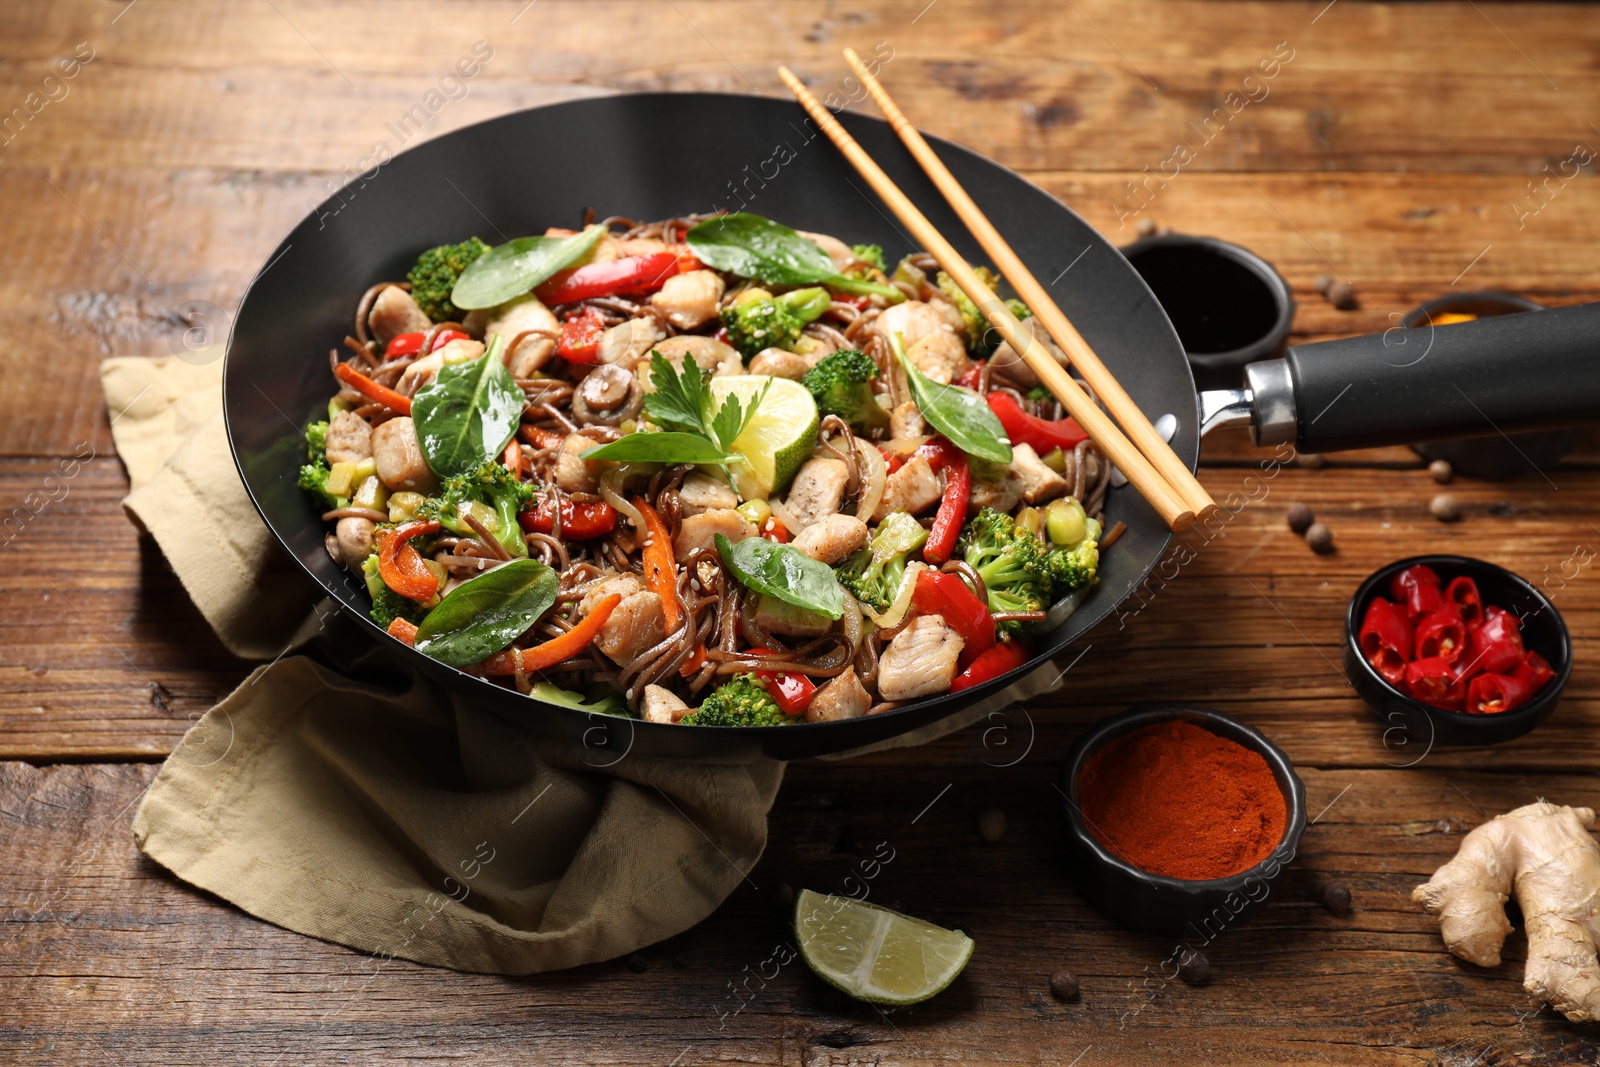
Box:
[4,0,1600,1061]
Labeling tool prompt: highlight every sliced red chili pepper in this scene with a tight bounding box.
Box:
[376,519,440,601]
[517,498,618,541]
[1513,650,1556,691]
[745,647,817,716]
[760,517,789,543]
[334,361,412,415]
[384,332,426,359]
[913,568,996,666]
[1389,564,1445,620]
[632,496,682,633]
[1444,575,1483,627]
[1466,605,1524,675]
[1404,656,1467,711]
[986,392,1088,455]
[479,594,623,676]
[557,307,608,364]
[387,617,419,646]
[951,639,1032,693]
[1466,671,1536,714]
[537,252,684,305]
[921,437,969,567]
[1358,597,1413,686]
[1414,604,1467,665]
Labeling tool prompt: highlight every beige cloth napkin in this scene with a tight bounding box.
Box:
[102,352,1057,973]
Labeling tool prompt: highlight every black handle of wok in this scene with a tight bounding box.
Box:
[1245,302,1600,453]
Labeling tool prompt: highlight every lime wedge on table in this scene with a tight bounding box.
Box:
[794,889,975,1006]
[709,375,818,501]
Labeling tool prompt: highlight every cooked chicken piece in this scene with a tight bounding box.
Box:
[872,454,942,522]
[797,230,856,273]
[367,285,431,347]
[1012,442,1069,504]
[396,352,444,396]
[786,457,851,530]
[969,460,1023,513]
[371,416,438,493]
[578,573,668,664]
[597,317,663,368]
[873,299,962,349]
[650,270,724,330]
[906,329,971,385]
[334,516,374,570]
[988,317,1066,387]
[648,335,744,378]
[677,471,739,515]
[464,294,559,378]
[674,508,758,557]
[748,348,811,380]
[616,237,670,257]
[753,594,833,638]
[432,337,485,363]
[324,409,373,464]
[806,667,872,723]
[791,514,869,564]
[642,683,691,724]
[889,401,927,440]
[878,615,964,701]
[579,573,644,614]
[555,431,604,494]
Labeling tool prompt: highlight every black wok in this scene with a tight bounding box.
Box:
[225,93,1600,761]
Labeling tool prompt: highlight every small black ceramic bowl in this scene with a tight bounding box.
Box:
[1058,705,1307,938]
[1344,555,1572,747]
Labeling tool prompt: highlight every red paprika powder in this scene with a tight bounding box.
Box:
[1077,720,1287,881]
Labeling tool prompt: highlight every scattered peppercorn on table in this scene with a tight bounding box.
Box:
[4,1,1600,1063]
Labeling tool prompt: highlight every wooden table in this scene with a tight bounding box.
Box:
[4,1,1599,1062]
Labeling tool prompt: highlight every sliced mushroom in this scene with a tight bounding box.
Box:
[571,364,643,427]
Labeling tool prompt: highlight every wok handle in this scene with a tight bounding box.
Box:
[1246,301,1600,453]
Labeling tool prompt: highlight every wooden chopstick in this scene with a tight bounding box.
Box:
[841,47,1218,522]
[776,66,1196,533]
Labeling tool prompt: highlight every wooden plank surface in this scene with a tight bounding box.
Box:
[3,0,1600,1062]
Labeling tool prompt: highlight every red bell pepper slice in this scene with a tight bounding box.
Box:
[921,437,970,566]
[1358,597,1413,686]
[1389,564,1445,620]
[376,519,440,602]
[986,392,1088,455]
[950,639,1033,693]
[536,252,687,305]
[760,517,790,543]
[387,617,419,646]
[1414,604,1466,665]
[517,498,619,541]
[679,643,708,679]
[384,332,426,359]
[1466,671,1536,715]
[1444,575,1483,627]
[426,327,471,352]
[1467,605,1524,675]
[334,361,412,415]
[879,446,906,476]
[913,568,996,666]
[1513,650,1556,692]
[745,648,816,716]
[953,360,985,391]
[1404,656,1467,711]
[557,307,608,364]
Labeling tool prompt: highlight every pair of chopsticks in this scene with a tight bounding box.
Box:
[778,52,1216,532]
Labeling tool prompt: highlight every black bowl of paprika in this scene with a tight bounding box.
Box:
[1058,705,1307,938]
[1345,554,1572,748]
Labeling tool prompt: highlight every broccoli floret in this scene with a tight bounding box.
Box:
[1026,385,1053,404]
[305,420,329,459]
[834,510,928,612]
[851,243,887,274]
[361,553,427,629]
[415,459,537,559]
[720,286,831,359]
[1044,537,1100,594]
[680,675,788,727]
[298,420,347,509]
[800,349,888,432]
[935,268,1031,355]
[407,238,490,322]
[958,507,1054,635]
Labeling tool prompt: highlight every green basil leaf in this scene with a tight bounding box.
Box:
[893,334,1013,465]
[580,432,740,466]
[413,336,524,478]
[687,213,902,302]
[716,533,844,620]
[450,225,605,310]
[414,558,559,667]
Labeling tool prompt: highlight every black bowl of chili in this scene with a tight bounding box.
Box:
[1344,554,1573,747]
[1058,705,1307,938]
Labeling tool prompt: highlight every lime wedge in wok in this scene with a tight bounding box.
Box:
[794,889,975,1006]
[709,375,818,501]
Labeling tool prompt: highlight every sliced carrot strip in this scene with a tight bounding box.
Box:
[377,519,440,601]
[478,594,623,676]
[631,496,682,633]
[387,618,419,646]
[335,361,413,415]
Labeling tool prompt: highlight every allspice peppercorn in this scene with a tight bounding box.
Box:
[1297,452,1326,470]
[1306,522,1335,554]
[1428,459,1453,484]
[1178,950,1212,987]
[1322,881,1353,915]
[1286,503,1315,535]
[1325,280,1358,310]
[977,809,1008,843]
[1430,493,1460,523]
[1049,970,1081,1001]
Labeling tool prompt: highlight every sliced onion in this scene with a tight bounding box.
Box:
[1043,586,1090,631]
[767,493,801,535]
[600,466,645,532]
[880,435,931,457]
[853,438,887,521]
[862,561,926,630]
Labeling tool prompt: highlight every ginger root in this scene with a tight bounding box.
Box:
[1413,801,1600,1022]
